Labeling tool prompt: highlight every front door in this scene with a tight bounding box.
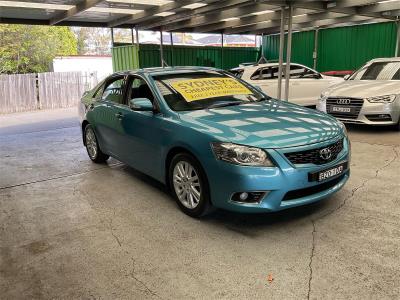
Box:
[115,75,166,181]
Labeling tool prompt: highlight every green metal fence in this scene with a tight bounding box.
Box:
[112,43,260,72]
[317,22,397,72]
[262,30,315,68]
[262,21,398,72]
[112,45,140,72]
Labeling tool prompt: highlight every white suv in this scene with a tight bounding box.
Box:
[317,58,400,130]
[230,63,342,107]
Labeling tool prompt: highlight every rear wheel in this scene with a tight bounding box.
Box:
[84,124,109,163]
[169,153,214,217]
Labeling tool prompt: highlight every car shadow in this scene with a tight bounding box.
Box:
[118,164,331,232]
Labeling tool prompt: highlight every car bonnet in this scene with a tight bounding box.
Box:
[178,100,343,149]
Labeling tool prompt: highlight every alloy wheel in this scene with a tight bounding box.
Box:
[85,127,98,160]
[172,161,202,209]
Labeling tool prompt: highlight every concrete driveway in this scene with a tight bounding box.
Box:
[1,108,399,299]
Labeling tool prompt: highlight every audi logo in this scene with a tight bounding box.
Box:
[336,99,351,105]
[319,148,332,160]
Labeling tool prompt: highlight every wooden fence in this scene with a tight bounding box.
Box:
[0,73,37,113]
[0,71,98,114]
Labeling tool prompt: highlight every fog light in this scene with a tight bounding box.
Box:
[239,192,249,201]
[231,191,268,204]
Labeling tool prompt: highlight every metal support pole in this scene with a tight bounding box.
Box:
[220,33,224,69]
[396,21,400,57]
[160,29,164,67]
[277,8,285,100]
[135,27,139,46]
[110,27,114,47]
[313,28,319,70]
[284,4,293,101]
[170,32,174,67]
[131,28,134,45]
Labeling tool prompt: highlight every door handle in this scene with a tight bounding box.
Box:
[115,112,124,120]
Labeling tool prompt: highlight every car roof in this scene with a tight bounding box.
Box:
[112,66,222,77]
[367,57,400,64]
[231,62,305,70]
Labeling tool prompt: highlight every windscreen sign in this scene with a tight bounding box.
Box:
[171,77,252,102]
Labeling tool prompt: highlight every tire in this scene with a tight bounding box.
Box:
[169,153,214,218]
[84,124,109,163]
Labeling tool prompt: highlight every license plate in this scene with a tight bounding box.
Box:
[330,106,352,113]
[309,162,348,182]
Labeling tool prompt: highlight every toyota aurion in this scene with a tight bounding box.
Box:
[79,67,350,217]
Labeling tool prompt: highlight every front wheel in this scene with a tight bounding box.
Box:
[84,124,109,163]
[169,153,214,217]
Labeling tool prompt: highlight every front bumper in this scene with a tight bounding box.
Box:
[206,136,350,213]
[317,99,400,125]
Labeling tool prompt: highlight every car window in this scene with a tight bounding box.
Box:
[251,67,277,80]
[351,61,400,80]
[229,69,244,78]
[93,84,104,99]
[102,77,125,104]
[127,76,155,103]
[288,65,319,79]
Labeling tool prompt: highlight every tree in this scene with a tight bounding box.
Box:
[73,27,112,55]
[0,25,77,74]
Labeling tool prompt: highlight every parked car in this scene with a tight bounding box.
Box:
[79,67,350,217]
[317,58,400,130]
[230,63,342,107]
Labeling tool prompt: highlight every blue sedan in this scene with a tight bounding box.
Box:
[79,67,350,217]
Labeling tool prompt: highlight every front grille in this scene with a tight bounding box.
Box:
[326,97,364,119]
[282,174,346,201]
[284,138,344,165]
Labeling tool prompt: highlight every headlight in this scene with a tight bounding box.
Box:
[339,121,348,137]
[211,142,274,167]
[365,94,396,103]
[319,91,329,102]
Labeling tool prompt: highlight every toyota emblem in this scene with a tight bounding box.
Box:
[319,148,332,160]
[336,98,351,105]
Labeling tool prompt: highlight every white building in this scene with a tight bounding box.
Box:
[52,55,113,81]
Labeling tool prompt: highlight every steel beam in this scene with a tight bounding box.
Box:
[277,8,285,100]
[313,28,319,70]
[237,14,378,34]
[224,11,343,34]
[357,1,400,14]
[284,4,293,102]
[157,3,285,32]
[108,0,198,27]
[139,0,254,30]
[50,0,103,25]
[396,21,400,57]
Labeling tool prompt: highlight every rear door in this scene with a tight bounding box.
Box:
[91,75,128,157]
[286,65,326,106]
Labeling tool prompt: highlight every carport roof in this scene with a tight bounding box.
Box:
[0,0,399,34]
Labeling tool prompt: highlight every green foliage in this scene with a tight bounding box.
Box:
[0,25,77,74]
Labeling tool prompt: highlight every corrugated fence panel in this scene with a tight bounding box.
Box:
[113,44,260,70]
[38,72,85,109]
[262,30,315,68]
[112,45,140,71]
[0,73,37,114]
[317,22,397,72]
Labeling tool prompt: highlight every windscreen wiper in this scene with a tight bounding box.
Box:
[206,101,243,109]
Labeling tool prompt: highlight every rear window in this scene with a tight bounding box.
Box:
[351,61,400,80]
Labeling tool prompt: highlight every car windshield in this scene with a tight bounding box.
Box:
[152,71,268,111]
[350,61,400,80]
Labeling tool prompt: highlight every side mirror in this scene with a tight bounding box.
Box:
[129,98,154,111]
[343,75,350,80]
